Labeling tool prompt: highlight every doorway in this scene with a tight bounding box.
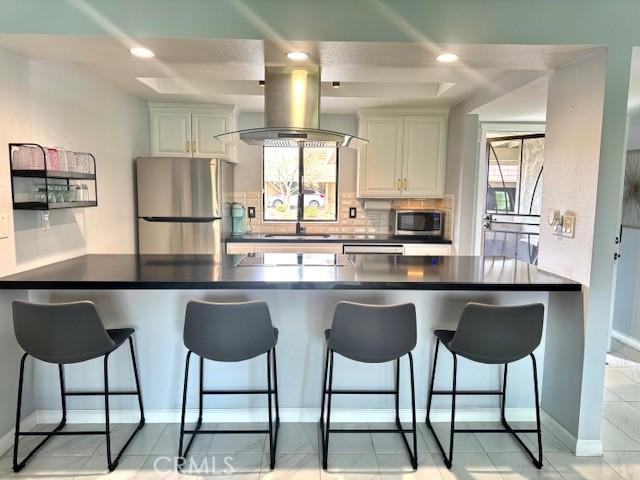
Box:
[481,134,545,264]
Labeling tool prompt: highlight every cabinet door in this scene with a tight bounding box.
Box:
[357,116,404,197]
[226,243,255,254]
[252,243,343,254]
[192,112,228,158]
[403,244,451,256]
[150,110,192,157]
[402,115,446,197]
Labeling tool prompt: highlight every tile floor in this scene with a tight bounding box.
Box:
[1,339,639,479]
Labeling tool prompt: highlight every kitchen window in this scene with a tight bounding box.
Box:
[262,145,339,222]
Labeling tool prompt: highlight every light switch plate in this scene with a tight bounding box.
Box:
[562,212,576,238]
[0,212,8,239]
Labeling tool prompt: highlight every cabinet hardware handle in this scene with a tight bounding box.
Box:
[192,140,196,152]
[404,178,408,190]
[186,141,190,153]
[397,179,402,191]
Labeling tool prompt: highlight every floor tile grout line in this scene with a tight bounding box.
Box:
[601,416,640,451]
[600,453,634,480]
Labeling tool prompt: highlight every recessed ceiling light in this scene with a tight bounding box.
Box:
[287,51,309,61]
[332,81,341,89]
[130,47,155,58]
[437,53,458,63]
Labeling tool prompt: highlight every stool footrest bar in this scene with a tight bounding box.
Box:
[63,391,139,396]
[201,389,272,395]
[326,389,397,395]
[454,428,538,433]
[329,428,415,434]
[431,390,503,395]
[19,430,107,436]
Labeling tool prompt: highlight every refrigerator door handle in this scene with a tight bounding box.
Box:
[141,217,219,223]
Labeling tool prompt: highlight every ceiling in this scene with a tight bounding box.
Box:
[474,47,640,122]
[0,35,599,114]
[472,76,549,122]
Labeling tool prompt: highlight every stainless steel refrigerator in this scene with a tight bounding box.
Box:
[136,157,234,256]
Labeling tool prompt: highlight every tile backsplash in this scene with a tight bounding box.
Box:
[232,191,455,240]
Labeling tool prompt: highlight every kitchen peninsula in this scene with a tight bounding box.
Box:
[0,253,593,455]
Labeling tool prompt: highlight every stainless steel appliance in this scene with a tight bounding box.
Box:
[136,157,234,256]
[394,210,443,237]
[215,66,368,148]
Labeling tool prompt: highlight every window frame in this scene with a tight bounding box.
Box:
[261,144,340,223]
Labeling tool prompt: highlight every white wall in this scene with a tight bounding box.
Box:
[612,114,640,342]
[444,107,479,254]
[537,51,606,285]
[0,50,149,277]
[0,46,149,445]
[627,115,640,150]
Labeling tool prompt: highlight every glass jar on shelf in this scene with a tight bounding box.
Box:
[56,185,65,203]
[67,185,78,202]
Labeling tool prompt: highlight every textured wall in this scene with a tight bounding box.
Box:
[538,51,606,285]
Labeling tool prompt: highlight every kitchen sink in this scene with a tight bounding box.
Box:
[263,234,333,240]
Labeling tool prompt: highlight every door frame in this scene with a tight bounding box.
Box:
[472,122,546,255]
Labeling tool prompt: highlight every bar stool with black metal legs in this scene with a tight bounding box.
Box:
[425,303,544,470]
[319,301,418,470]
[12,300,145,473]
[178,300,280,470]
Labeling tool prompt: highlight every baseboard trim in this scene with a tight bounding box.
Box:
[541,411,602,456]
[34,406,537,425]
[5,408,602,456]
[611,330,640,352]
[0,412,38,458]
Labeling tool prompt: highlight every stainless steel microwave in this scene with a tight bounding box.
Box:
[394,210,443,237]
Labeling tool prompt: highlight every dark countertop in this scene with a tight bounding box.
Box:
[227,233,452,244]
[0,254,580,291]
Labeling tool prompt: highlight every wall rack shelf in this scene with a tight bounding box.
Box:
[9,143,98,211]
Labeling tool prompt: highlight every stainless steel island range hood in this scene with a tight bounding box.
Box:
[214,66,368,148]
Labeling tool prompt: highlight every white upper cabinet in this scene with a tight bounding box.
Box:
[192,112,228,157]
[150,104,236,160]
[357,116,404,197]
[402,115,446,197]
[151,109,191,156]
[357,110,448,198]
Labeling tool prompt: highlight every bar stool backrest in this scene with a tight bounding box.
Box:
[449,302,544,364]
[12,300,115,364]
[184,300,276,362]
[329,301,416,363]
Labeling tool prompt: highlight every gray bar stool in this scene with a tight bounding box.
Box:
[178,300,280,470]
[426,302,544,469]
[320,301,418,470]
[12,300,145,473]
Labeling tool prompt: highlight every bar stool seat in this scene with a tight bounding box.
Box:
[106,327,135,346]
[433,329,455,345]
[426,303,544,470]
[320,302,418,470]
[12,301,145,473]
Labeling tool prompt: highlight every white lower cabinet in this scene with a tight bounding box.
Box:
[227,242,451,255]
[227,242,343,254]
[403,243,452,256]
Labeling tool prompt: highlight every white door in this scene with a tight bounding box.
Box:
[357,116,404,197]
[192,112,228,158]
[151,110,192,157]
[402,115,446,197]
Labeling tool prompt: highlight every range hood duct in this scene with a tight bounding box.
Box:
[214,66,368,148]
